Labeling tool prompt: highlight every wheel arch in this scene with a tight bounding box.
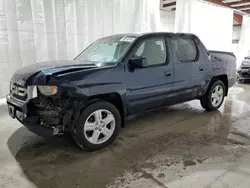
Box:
[210,74,228,96]
[88,92,125,127]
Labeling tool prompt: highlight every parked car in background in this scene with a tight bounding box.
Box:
[6,32,236,151]
[237,56,250,82]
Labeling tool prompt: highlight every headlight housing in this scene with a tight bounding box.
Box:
[38,85,57,96]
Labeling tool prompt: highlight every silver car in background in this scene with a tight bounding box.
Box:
[237,57,250,82]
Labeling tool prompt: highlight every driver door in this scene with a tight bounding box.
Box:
[125,37,174,113]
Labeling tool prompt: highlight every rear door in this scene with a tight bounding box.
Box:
[170,37,206,102]
[125,37,174,113]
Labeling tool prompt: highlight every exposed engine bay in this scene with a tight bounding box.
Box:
[27,92,83,136]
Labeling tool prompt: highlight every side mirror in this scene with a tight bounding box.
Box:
[129,57,148,69]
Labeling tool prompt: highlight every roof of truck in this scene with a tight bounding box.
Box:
[108,32,199,38]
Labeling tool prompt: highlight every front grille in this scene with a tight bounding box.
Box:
[239,73,250,78]
[10,82,27,101]
[241,67,250,69]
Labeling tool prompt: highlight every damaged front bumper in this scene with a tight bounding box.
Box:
[7,84,38,121]
[7,94,27,121]
[6,91,60,137]
[7,81,87,138]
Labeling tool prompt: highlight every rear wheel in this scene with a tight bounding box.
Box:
[200,80,225,111]
[74,101,121,151]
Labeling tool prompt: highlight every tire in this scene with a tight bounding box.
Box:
[74,101,121,151]
[200,80,225,111]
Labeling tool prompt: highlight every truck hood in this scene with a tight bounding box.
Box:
[11,60,98,86]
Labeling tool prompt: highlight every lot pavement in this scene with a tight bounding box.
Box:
[1,83,250,188]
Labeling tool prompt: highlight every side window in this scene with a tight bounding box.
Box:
[171,38,198,62]
[134,38,167,66]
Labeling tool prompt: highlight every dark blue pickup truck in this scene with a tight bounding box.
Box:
[7,32,236,151]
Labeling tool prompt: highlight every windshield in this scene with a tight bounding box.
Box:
[75,35,136,65]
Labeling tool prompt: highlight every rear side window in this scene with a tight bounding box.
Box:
[171,38,198,62]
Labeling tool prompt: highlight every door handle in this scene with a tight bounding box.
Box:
[199,66,204,71]
[164,71,172,77]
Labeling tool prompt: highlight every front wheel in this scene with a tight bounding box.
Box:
[200,80,225,111]
[75,101,121,151]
